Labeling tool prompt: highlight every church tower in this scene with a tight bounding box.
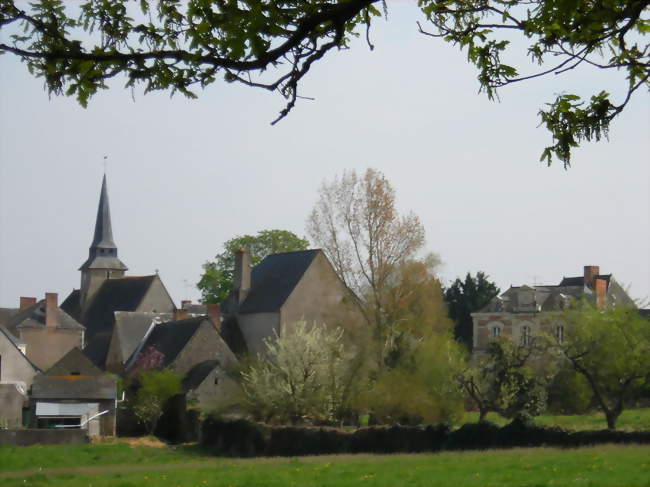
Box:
[79,175,128,311]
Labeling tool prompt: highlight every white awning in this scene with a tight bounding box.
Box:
[35,402,98,417]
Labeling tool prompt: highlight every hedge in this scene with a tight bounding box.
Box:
[200,417,650,457]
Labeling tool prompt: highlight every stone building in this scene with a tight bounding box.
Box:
[221,248,362,355]
[30,347,118,437]
[6,293,85,371]
[61,175,176,368]
[0,326,39,427]
[471,265,635,355]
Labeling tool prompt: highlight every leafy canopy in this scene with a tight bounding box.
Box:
[444,272,500,350]
[241,320,353,424]
[197,229,309,304]
[554,302,650,429]
[1,0,647,166]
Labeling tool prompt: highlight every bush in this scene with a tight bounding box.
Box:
[547,365,594,414]
[200,417,267,457]
[198,418,650,457]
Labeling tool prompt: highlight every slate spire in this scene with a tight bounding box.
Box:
[79,175,127,271]
[92,174,116,249]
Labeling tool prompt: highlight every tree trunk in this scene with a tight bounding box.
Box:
[605,409,620,430]
[478,408,488,423]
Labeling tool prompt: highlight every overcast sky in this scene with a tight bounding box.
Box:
[1,3,648,308]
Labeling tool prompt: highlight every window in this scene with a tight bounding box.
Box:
[521,326,531,346]
[491,326,501,338]
[555,325,564,343]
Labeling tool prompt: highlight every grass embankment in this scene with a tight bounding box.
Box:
[461,408,650,431]
[1,445,649,487]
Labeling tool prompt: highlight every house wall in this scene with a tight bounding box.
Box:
[19,328,82,371]
[138,277,176,314]
[238,312,280,355]
[171,322,237,376]
[472,312,563,353]
[187,367,243,413]
[0,384,27,427]
[281,252,362,331]
[0,332,38,386]
[104,329,124,374]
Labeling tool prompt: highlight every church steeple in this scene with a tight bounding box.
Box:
[79,175,127,310]
[90,174,117,250]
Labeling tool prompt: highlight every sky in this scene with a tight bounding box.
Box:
[1,3,648,308]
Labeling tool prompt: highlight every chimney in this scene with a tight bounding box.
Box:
[19,296,37,311]
[234,247,252,304]
[583,265,600,289]
[595,278,607,308]
[173,308,189,321]
[181,300,192,309]
[207,303,221,330]
[45,293,58,330]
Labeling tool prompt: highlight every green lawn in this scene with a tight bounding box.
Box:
[461,408,650,431]
[1,445,649,487]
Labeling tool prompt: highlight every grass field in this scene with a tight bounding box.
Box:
[0,444,649,487]
[460,408,650,431]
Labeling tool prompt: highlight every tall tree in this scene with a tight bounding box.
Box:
[554,303,650,429]
[197,229,309,304]
[307,168,426,369]
[1,1,646,166]
[445,272,500,350]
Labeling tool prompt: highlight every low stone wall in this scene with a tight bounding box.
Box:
[0,429,89,446]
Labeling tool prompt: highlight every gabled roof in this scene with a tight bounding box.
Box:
[132,317,206,369]
[46,348,102,377]
[0,307,19,328]
[64,275,160,367]
[81,276,158,336]
[0,325,39,372]
[220,315,248,355]
[114,311,172,364]
[8,300,84,331]
[182,359,220,392]
[558,274,611,287]
[32,375,117,400]
[239,249,320,314]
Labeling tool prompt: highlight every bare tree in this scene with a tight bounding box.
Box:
[308,168,425,368]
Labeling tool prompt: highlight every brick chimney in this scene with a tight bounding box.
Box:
[19,296,37,311]
[594,278,607,308]
[583,265,600,289]
[45,293,58,330]
[234,247,252,304]
[207,303,221,330]
[173,308,189,321]
[181,300,192,309]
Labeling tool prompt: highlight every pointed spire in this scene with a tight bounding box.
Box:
[79,175,127,271]
[91,174,116,249]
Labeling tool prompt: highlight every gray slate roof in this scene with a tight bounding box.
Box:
[114,311,173,364]
[32,375,117,400]
[8,300,85,331]
[132,317,205,368]
[239,249,319,314]
[182,359,220,392]
[0,307,18,328]
[46,348,103,377]
[79,175,127,271]
[62,276,158,366]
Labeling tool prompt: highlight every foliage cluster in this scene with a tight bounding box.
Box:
[197,229,309,304]
[1,1,647,165]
